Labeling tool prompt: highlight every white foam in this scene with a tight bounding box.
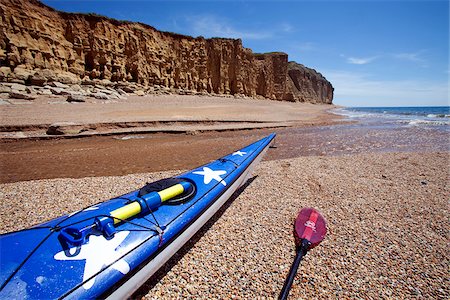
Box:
[408,119,450,126]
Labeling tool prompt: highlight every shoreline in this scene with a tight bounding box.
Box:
[0,95,344,183]
[2,106,448,183]
[0,94,340,140]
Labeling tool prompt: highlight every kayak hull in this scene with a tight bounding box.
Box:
[0,134,275,299]
[106,140,270,299]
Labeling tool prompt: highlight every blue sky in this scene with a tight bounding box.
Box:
[42,0,449,107]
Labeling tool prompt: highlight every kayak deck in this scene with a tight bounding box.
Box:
[0,133,275,299]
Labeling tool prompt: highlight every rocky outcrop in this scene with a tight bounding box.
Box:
[285,62,334,104]
[0,0,333,104]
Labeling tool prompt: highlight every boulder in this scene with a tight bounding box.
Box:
[0,67,12,81]
[49,82,70,89]
[58,89,76,96]
[116,88,128,96]
[81,76,94,85]
[66,94,86,102]
[108,92,122,99]
[8,79,26,84]
[92,92,109,100]
[25,86,36,94]
[54,71,80,84]
[98,88,114,95]
[120,85,135,93]
[100,79,113,86]
[9,83,26,91]
[69,84,84,92]
[36,88,52,95]
[49,87,64,95]
[0,84,11,93]
[38,69,57,80]
[9,91,36,100]
[47,122,87,135]
[29,69,57,86]
[30,74,47,86]
[12,66,33,82]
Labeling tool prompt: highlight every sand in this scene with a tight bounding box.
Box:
[0,152,448,299]
[0,94,338,129]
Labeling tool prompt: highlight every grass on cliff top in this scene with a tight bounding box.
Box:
[254,52,287,56]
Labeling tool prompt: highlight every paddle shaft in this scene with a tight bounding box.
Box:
[278,240,310,300]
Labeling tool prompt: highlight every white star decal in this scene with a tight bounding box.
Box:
[232,150,247,156]
[193,167,227,186]
[54,231,130,289]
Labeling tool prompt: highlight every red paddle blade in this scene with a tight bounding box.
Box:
[294,207,327,249]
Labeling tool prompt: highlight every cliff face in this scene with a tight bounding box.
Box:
[0,0,333,104]
[285,62,334,104]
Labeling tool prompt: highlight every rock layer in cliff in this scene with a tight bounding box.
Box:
[0,0,333,104]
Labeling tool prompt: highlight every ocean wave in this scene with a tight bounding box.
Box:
[334,108,450,128]
[427,114,449,118]
[341,107,450,118]
[405,119,450,126]
[333,109,380,119]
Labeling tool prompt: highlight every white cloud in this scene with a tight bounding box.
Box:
[323,70,449,107]
[393,52,425,63]
[186,15,271,40]
[392,51,429,67]
[342,51,429,66]
[346,56,378,65]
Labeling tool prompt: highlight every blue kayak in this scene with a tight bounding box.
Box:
[0,133,275,299]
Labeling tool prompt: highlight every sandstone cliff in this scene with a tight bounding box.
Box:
[285,62,334,104]
[0,0,333,104]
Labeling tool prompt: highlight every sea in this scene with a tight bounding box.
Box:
[271,106,450,158]
[335,106,450,130]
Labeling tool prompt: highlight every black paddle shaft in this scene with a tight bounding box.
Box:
[278,239,311,300]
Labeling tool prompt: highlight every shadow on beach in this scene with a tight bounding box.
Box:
[131,176,258,298]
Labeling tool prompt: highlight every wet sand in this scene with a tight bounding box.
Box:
[1,119,447,183]
[0,95,340,183]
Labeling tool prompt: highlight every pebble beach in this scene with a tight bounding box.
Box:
[1,152,448,299]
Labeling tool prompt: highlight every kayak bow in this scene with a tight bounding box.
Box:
[0,133,275,299]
